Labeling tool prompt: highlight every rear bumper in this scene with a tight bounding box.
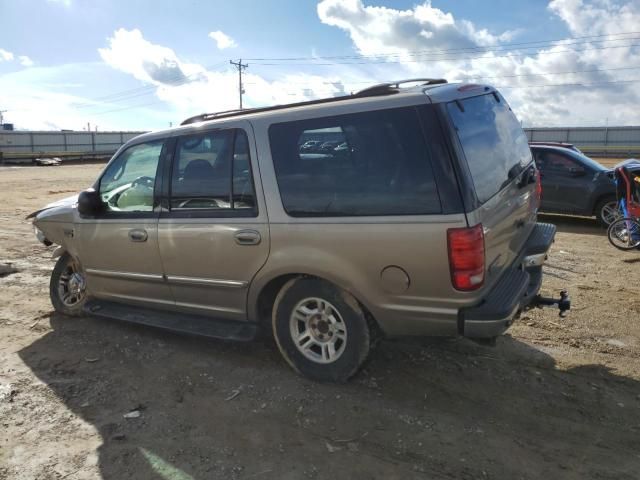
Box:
[460,222,555,338]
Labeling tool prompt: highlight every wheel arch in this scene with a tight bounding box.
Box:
[591,192,616,215]
[250,271,380,336]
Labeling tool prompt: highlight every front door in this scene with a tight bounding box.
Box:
[75,139,173,307]
[157,123,269,321]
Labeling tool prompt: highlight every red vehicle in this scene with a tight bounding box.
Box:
[607,160,640,250]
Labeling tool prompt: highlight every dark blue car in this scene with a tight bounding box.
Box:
[530,145,617,226]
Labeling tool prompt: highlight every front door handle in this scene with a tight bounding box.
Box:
[128,229,148,242]
[234,230,261,245]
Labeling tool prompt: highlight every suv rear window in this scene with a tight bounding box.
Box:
[447,93,532,203]
[269,107,441,217]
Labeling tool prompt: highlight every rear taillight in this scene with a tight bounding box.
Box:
[535,170,542,208]
[447,224,485,291]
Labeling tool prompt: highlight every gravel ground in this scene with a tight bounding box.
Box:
[1,163,639,480]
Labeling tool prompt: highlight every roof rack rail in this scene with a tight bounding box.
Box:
[354,78,447,97]
[181,109,255,126]
[180,77,448,125]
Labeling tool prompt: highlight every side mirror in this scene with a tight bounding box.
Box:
[568,166,586,177]
[77,189,103,216]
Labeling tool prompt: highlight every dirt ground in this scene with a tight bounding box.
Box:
[1,163,639,480]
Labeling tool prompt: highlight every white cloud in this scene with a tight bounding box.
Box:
[10,2,640,130]
[18,55,34,67]
[97,28,351,120]
[208,30,237,50]
[0,48,14,62]
[317,0,516,61]
[316,0,640,127]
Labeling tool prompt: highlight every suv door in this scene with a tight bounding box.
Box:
[75,139,173,307]
[157,122,269,320]
[534,149,591,214]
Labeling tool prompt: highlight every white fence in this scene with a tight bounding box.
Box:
[524,126,640,157]
[0,130,146,163]
[2,126,640,163]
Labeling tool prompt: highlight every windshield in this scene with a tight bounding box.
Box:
[447,93,532,203]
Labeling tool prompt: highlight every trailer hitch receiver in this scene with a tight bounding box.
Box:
[532,290,571,317]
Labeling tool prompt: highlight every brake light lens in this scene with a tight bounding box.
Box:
[447,224,485,291]
[535,170,542,209]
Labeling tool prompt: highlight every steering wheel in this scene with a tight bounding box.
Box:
[131,176,155,188]
[178,198,222,209]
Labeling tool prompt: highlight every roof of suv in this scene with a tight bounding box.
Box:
[130,80,497,145]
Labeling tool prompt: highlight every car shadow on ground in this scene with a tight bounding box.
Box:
[17,312,640,479]
[538,214,606,237]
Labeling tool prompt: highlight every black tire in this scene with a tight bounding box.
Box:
[595,196,620,227]
[272,277,370,382]
[607,218,640,251]
[50,253,87,316]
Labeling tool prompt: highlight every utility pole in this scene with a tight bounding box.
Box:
[229,59,248,109]
[0,109,6,125]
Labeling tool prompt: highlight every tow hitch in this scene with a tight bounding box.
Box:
[531,290,571,317]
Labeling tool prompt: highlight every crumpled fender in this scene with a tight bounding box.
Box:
[26,194,79,220]
[52,246,66,259]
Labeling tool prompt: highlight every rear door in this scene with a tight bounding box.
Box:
[445,92,537,288]
[157,122,269,321]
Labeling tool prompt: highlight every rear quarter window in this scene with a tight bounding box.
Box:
[268,107,441,217]
[447,93,532,203]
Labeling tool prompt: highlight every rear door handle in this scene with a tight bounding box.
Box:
[234,230,261,245]
[128,229,148,242]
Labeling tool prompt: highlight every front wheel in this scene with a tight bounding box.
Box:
[272,277,371,382]
[596,197,621,227]
[50,252,87,316]
[607,218,640,251]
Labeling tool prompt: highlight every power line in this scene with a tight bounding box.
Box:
[73,61,229,109]
[496,78,640,89]
[251,41,640,66]
[245,31,640,62]
[243,65,640,86]
[69,35,640,114]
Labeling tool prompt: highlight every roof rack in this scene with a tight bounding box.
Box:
[354,78,447,97]
[180,78,448,126]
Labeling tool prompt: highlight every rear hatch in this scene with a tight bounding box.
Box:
[445,91,538,290]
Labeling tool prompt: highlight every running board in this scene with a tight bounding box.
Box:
[83,300,258,342]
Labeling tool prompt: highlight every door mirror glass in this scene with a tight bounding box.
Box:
[77,189,103,216]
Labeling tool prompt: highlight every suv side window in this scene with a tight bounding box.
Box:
[269,107,441,216]
[170,129,256,213]
[99,140,164,213]
[539,151,580,175]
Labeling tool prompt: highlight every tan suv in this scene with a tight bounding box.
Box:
[30,79,569,381]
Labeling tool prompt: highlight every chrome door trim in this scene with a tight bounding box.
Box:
[85,269,165,282]
[165,275,248,289]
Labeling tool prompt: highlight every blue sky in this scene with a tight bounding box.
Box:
[0,0,638,130]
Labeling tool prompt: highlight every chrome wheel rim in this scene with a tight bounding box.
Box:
[289,297,347,364]
[601,201,622,225]
[58,258,86,307]
[609,219,640,249]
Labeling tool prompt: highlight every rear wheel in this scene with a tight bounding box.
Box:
[596,197,621,227]
[607,218,640,251]
[272,277,371,382]
[50,253,87,316]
